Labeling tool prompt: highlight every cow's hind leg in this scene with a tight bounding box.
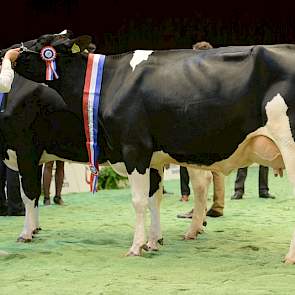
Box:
[184,169,211,240]
[145,167,164,251]
[265,94,295,263]
[127,168,150,256]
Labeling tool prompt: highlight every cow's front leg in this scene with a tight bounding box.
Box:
[146,167,164,251]
[127,168,150,256]
[16,147,42,242]
[17,194,35,242]
[184,169,211,240]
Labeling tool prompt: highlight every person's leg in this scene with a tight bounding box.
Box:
[0,161,7,215]
[231,167,248,199]
[180,166,190,201]
[259,165,275,198]
[207,172,224,216]
[6,167,24,215]
[53,161,64,205]
[43,161,54,205]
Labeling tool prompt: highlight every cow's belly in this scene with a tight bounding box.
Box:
[4,129,284,176]
[149,127,285,175]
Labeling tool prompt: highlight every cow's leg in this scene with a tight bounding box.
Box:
[265,94,295,263]
[32,166,42,234]
[18,167,42,239]
[18,194,35,242]
[146,167,164,251]
[127,168,150,256]
[184,169,212,240]
[16,144,42,242]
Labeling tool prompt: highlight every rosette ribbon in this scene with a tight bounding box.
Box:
[40,46,59,80]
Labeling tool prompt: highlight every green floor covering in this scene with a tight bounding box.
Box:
[1,166,295,295]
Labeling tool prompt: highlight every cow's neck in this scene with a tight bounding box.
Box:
[47,55,87,117]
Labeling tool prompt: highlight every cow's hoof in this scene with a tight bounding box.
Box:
[183,234,196,240]
[142,244,151,251]
[126,250,141,257]
[32,227,42,235]
[17,236,32,243]
[144,242,159,252]
[284,255,295,264]
[158,238,164,245]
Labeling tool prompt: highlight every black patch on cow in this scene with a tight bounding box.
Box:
[149,168,162,197]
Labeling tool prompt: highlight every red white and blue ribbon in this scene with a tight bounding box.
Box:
[40,46,59,81]
[82,53,106,193]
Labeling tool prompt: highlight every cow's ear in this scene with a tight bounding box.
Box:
[71,35,92,52]
[71,43,81,53]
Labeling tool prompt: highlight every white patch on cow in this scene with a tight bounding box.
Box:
[265,93,295,184]
[4,150,72,172]
[109,162,128,177]
[19,194,36,241]
[56,30,68,35]
[130,50,153,71]
[40,151,69,164]
[4,150,19,171]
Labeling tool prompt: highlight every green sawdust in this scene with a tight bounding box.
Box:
[1,166,295,295]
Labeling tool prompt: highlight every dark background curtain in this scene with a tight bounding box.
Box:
[2,0,295,53]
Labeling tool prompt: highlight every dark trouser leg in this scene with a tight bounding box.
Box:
[234,167,248,196]
[6,167,24,215]
[43,161,54,204]
[180,167,190,196]
[259,165,269,195]
[210,172,225,214]
[53,161,65,205]
[55,161,64,197]
[0,161,7,213]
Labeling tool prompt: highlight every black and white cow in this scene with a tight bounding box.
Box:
[1,73,210,244]
[0,34,211,249]
[0,71,83,238]
[12,33,295,262]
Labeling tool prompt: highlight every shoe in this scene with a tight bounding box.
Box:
[231,193,243,200]
[177,209,193,218]
[43,197,51,206]
[179,195,189,202]
[53,196,64,205]
[206,208,223,217]
[259,193,276,199]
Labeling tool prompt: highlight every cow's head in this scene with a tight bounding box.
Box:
[15,31,92,83]
[0,30,72,59]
